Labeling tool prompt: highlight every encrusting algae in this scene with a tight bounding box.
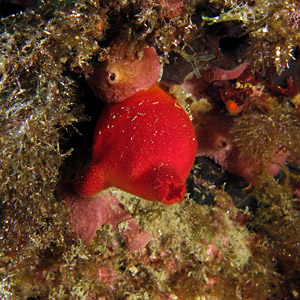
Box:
[1,0,300,299]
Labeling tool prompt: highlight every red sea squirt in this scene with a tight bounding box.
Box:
[87,47,161,103]
[77,86,197,204]
[195,108,288,182]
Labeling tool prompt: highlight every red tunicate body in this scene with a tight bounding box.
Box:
[77,86,197,204]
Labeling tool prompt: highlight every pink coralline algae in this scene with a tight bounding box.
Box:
[60,185,151,252]
[182,63,250,98]
[87,46,161,103]
[199,63,250,83]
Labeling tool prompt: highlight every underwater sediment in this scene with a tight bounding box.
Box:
[0,0,300,299]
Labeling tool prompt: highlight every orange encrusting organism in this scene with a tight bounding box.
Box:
[76,86,197,204]
[227,100,238,112]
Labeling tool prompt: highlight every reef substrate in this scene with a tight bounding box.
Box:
[1,0,300,299]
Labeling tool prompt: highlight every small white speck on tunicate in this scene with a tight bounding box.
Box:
[98,130,101,135]
[131,116,138,122]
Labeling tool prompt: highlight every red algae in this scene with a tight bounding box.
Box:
[60,186,151,251]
